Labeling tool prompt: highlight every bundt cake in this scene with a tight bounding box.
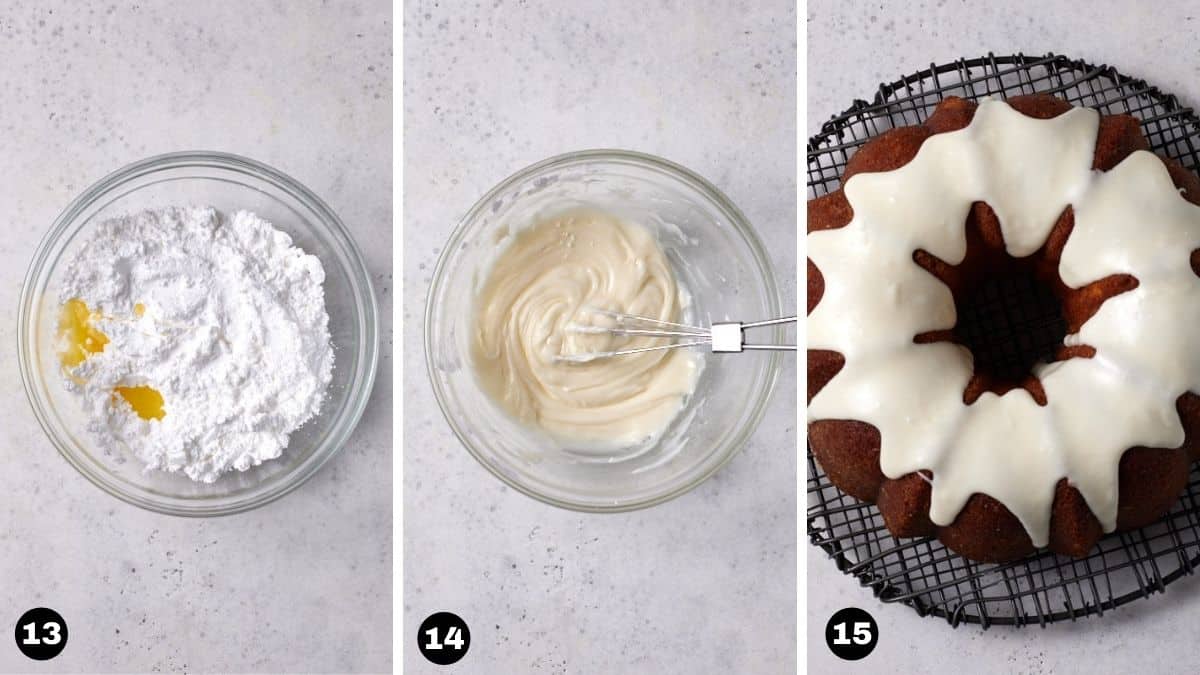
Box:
[807,94,1200,563]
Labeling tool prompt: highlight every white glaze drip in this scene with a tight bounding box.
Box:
[808,99,1200,547]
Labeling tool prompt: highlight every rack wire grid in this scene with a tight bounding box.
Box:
[806,53,1200,628]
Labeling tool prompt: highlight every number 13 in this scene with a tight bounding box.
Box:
[22,621,62,646]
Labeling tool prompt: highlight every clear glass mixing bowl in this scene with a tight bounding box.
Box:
[18,152,379,516]
[426,149,783,511]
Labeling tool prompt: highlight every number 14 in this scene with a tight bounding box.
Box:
[424,626,465,650]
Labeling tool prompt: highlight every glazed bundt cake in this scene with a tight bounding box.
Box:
[807,94,1200,563]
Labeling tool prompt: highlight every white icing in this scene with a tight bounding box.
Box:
[472,210,702,447]
[808,98,1200,547]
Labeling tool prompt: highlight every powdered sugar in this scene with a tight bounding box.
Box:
[59,206,334,483]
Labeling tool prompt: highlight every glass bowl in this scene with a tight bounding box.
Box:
[426,149,783,511]
[18,152,379,516]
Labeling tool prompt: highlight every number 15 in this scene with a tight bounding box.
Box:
[831,621,872,645]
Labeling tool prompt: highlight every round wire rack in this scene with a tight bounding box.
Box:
[807,53,1200,628]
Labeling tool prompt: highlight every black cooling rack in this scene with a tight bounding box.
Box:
[807,53,1200,628]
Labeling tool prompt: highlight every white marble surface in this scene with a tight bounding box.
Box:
[404,1,796,672]
[808,1,1200,672]
[0,2,392,672]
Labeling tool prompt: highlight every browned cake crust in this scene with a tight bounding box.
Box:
[807,94,1200,563]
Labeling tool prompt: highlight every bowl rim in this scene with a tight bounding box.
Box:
[17,150,380,517]
[424,148,783,512]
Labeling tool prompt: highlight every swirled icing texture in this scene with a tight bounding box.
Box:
[807,99,1200,547]
[472,210,701,445]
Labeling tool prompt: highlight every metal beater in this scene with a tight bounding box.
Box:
[558,308,796,362]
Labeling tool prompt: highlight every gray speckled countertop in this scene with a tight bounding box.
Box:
[809,1,1200,673]
[404,1,796,672]
[0,2,391,673]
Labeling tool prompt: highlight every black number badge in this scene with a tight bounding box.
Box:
[14,608,68,661]
[418,611,471,665]
[825,606,878,661]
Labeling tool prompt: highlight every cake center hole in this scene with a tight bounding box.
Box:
[954,271,1066,384]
